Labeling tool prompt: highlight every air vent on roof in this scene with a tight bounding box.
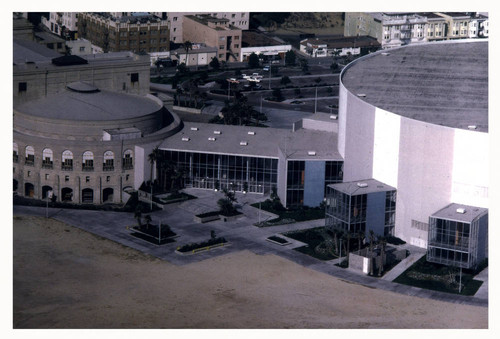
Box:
[214,130,221,135]
[248,131,255,135]
[330,114,338,120]
[357,93,366,97]
[240,141,248,146]
[468,125,477,130]
[456,208,466,214]
[381,52,390,56]
[182,137,190,141]
[208,137,216,141]
[308,151,316,156]
[190,127,199,131]
[357,182,368,188]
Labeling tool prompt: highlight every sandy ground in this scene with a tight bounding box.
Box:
[13,215,487,329]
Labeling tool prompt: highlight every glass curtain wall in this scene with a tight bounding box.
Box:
[384,191,397,236]
[160,150,278,193]
[427,217,476,268]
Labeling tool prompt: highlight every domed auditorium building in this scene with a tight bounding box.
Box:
[13,81,181,204]
[336,40,488,253]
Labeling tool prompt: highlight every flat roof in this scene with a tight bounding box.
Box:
[342,41,488,132]
[13,39,61,64]
[328,178,396,196]
[15,86,162,121]
[159,122,342,160]
[242,30,284,48]
[431,203,488,223]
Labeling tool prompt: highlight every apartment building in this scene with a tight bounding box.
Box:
[182,15,242,62]
[345,12,487,49]
[158,12,249,43]
[469,13,489,38]
[42,12,79,40]
[77,13,170,54]
[436,12,471,40]
[425,13,448,41]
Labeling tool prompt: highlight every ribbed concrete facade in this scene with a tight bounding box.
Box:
[338,41,488,248]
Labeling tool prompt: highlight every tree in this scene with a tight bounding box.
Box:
[209,56,220,70]
[148,146,162,186]
[357,230,364,252]
[285,50,296,66]
[378,236,386,276]
[183,40,193,66]
[177,62,188,74]
[248,52,260,68]
[134,208,142,227]
[300,58,309,73]
[280,75,291,86]
[144,215,152,230]
[272,88,284,102]
[314,77,322,84]
[369,230,375,276]
[330,62,339,72]
[217,187,238,216]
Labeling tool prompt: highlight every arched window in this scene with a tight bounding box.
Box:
[82,151,94,171]
[123,149,133,170]
[62,150,73,170]
[13,143,18,163]
[25,146,34,166]
[103,151,114,171]
[42,148,53,169]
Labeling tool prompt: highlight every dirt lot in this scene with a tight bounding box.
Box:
[13,215,487,329]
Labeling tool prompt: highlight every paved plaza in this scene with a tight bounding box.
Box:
[13,188,488,307]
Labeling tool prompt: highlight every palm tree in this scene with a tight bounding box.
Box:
[378,236,386,277]
[369,230,375,275]
[134,208,142,228]
[144,214,152,230]
[148,147,162,187]
[357,230,364,252]
[183,40,193,66]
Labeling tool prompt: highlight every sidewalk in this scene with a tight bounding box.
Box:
[13,192,488,307]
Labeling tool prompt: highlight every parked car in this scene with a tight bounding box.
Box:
[263,66,270,72]
[248,77,261,83]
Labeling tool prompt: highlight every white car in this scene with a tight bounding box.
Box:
[248,77,261,83]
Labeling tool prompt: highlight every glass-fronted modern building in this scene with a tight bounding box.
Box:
[427,203,488,269]
[325,179,396,236]
[156,121,343,207]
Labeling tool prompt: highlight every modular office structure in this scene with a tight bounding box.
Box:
[427,203,488,269]
[325,179,396,236]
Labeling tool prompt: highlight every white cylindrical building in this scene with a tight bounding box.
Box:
[338,40,488,248]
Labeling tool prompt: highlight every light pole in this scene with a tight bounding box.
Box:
[227,80,230,101]
[268,63,272,90]
[260,95,263,114]
[314,87,318,114]
[46,190,53,218]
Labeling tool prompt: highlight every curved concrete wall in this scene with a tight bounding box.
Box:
[339,78,488,248]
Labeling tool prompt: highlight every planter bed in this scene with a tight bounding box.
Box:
[129,224,177,245]
[176,237,228,254]
[194,211,221,223]
[266,235,291,246]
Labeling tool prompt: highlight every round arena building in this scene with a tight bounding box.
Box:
[338,40,488,248]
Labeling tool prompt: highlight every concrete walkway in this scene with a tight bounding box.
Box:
[13,189,487,307]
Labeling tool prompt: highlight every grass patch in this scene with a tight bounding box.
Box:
[267,235,289,244]
[284,227,338,261]
[394,256,485,296]
[130,223,177,245]
[177,237,227,253]
[252,200,325,226]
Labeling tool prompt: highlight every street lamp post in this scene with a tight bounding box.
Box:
[314,87,318,114]
[268,63,272,90]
